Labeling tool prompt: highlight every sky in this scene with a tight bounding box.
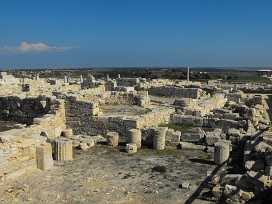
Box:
[0,0,271,69]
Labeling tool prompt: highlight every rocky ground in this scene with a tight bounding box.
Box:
[0,145,218,204]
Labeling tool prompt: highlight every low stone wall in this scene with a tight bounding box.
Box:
[65,96,174,142]
[0,131,47,181]
[172,114,246,131]
[148,86,203,99]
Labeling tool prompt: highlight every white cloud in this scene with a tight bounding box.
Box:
[0,42,74,54]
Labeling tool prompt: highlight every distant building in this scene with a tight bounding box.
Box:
[257,70,272,77]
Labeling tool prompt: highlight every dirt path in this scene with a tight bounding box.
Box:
[0,145,216,204]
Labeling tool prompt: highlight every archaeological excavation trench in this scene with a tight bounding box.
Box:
[0,71,272,203]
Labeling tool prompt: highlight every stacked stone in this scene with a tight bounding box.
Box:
[107,132,119,147]
[55,138,73,161]
[153,127,167,150]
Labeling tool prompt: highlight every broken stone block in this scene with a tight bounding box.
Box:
[254,142,272,154]
[36,143,53,170]
[227,128,240,137]
[258,117,269,125]
[223,184,254,202]
[172,131,181,142]
[212,185,222,199]
[179,142,205,150]
[125,143,137,154]
[245,160,265,171]
[224,113,239,120]
[79,143,89,151]
[62,128,73,138]
[220,174,241,186]
[106,132,119,147]
[205,132,221,146]
[181,132,204,142]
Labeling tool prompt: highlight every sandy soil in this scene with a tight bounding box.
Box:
[0,145,217,204]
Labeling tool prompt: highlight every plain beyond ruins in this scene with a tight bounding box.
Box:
[0,69,272,203]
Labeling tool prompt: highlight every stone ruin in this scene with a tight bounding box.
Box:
[0,72,271,202]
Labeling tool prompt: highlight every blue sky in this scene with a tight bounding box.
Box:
[0,0,271,69]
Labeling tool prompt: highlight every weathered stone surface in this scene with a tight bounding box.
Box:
[79,143,89,151]
[205,132,221,146]
[244,160,265,171]
[223,184,254,203]
[36,143,53,170]
[214,140,230,165]
[55,138,73,161]
[153,127,167,150]
[128,129,141,148]
[106,132,119,147]
[125,143,137,154]
[62,128,73,138]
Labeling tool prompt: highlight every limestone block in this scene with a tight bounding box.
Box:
[106,132,119,147]
[227,128,240,137]
[153,127,167,150]
[254,142,272,153]
[36,143,53,170]
[179,142,205,150]
[214,140,230,165]
[172,131,181,143]
[81,138,95,147]
[223,184,254,202]
[128,129,141,148]
[55,138,73,161]
[91,107,100,116]
[224,113,239,120]
[125,143,137,154]
[205,132,220,146]
[220,174,241,186]
[79,143,89,151]
[62,128,73,138]
[181,132,204,142]
[245,160,265,171]
[212,185,222,199]
[258,117,269,125]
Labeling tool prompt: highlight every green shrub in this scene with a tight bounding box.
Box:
[152,165,167,173]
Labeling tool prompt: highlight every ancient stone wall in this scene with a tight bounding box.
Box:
[0,96,61,125]
[172,114,246,131]
[116,78,139,87]
[148,86,203,99]
[65,95,174,142]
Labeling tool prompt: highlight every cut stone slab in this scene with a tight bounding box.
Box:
[36,143,53,170]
